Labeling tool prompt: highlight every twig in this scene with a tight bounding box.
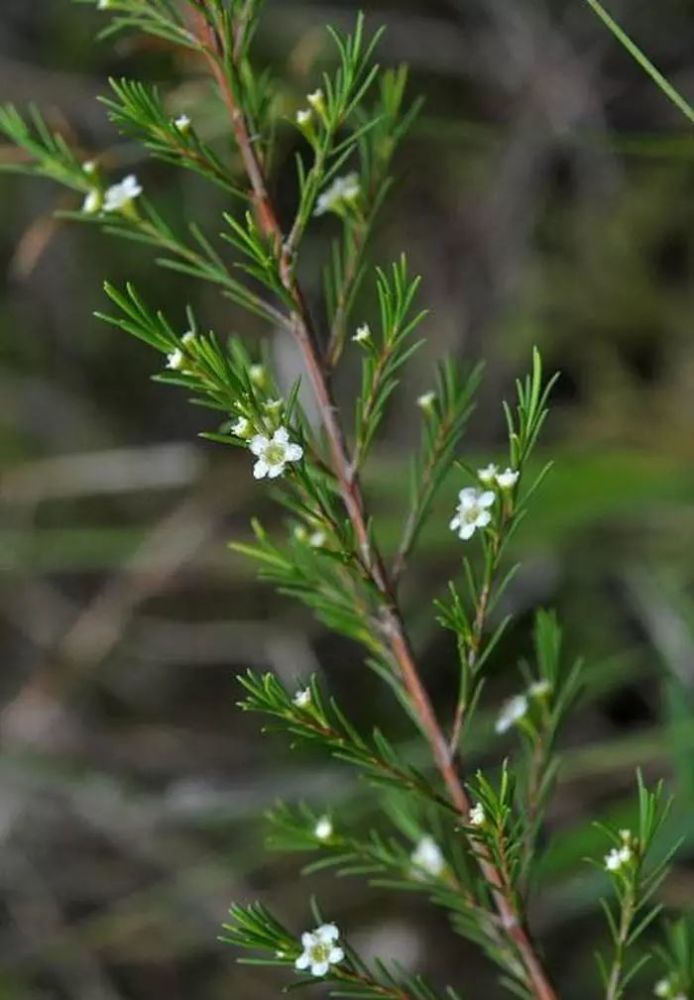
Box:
[191,8,556,997]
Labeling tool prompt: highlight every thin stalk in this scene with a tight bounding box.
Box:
[605,887,636,1000]
[191,7,556,997]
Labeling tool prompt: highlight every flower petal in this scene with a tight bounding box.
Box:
[273,426,289,444]
[311,962,329,977]
[249,435,268,456]
[460,523,476,540]
[475,510,492,528]
[449,515,461,531]
[301,932,315,949]
[328,947,344,964]
[285,444,303,462]
[267,463,285,479]
[318,923,339,942]
[479,490,496,507]
[253,460,268,479]
[458,488,477,505]
[295,953,310,970]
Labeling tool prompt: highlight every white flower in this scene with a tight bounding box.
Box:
[82,189,101,214]
[308,89,325,111]
[181,330,196,347]
[174,113,191,132]
[97,0,112,8]
[296,108,312,127]
[293,687,311,709]
[411,835,446,878]
[263,398,283,417]
[496,467,520,489]
[103,174,142,213]
[477,463,498,486]
[353,324,371,345]
[249,426,303,479]
[232,416,251,438]
[295,923,344,978]
[469,803,485,828]
[529,679,551,699]
[314,816,333,840]
[83,160,97,175]
[604,844,632,872]
[166,349,184,370]
[449,487,495,541]
[417,391,436,412]
[315,173,360,216]
[495,694,528,734]
[309,531,326,548]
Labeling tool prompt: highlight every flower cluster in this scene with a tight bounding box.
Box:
[478,463,519,490]
[295,922,344,978]
[604,830,634,873]
[82,171,143,216]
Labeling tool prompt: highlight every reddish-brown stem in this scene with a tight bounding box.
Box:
[192,10,556,998]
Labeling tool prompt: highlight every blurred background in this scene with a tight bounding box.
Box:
[1,1,694,997]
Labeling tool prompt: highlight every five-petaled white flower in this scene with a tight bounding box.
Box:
[249,426,303,479]
[295,923,344,978]
[604,844,632,872]
[411,835,446,878]
[315,173,360,216]
[314,816,333,841]
[450,487,495,541]
[353,324,371,345]
[103,174,142,213]
[469,803,486,828]
[529,679,551,699]
[293,687,311,709]
[495,694,528,734]
[496,467,520,489]
[477,463,498,486]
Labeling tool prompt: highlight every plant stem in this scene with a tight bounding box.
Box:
[192,8,557,997]
[605,886,636,1000]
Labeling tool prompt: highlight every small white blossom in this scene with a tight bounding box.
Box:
[417,391,436,412]
[232,416,251,438]
[263,398,284,417]
[293,687,311,709]
[495,694,529,734]
[529,679,551,699]
[174,113,191,132]
[353,324,371,345]
[181,330,196,347]
[469,803,486,828]
[249,426,303,479]
[97,0,112,8]
[309,531,326,548]
[307,89,325,111]
[411,835,446,879]
[604,844,632,872]
[295,923,344,978]
[82,189,101,214]
[296,108,313,127]
[83,160,97,175]
[449,487,495,541]
[477,463,498,486]
[496,467,520,489]
[314,816,333,841]
[166,348,185,370]
[103,174,142,213]
[315,173,360,217]
[655,983,671,999]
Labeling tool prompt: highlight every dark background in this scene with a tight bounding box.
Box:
[2,1,694,997]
